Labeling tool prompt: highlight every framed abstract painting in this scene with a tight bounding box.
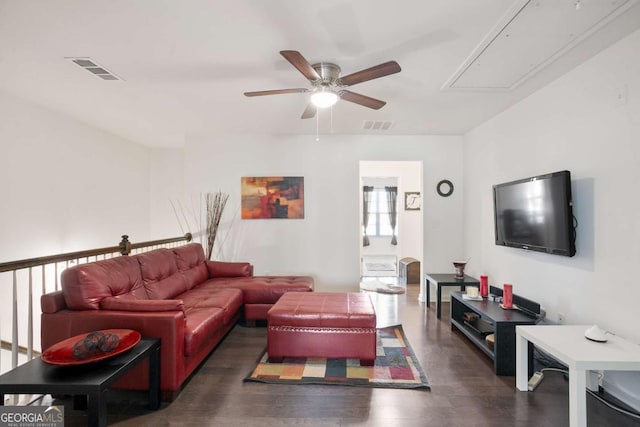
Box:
[241,177,304,219]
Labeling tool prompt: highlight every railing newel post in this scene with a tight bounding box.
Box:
[119,235,132,256]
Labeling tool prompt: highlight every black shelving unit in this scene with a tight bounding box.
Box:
[450,291,537,376]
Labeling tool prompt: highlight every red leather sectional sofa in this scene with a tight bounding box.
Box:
[40,243,313,399]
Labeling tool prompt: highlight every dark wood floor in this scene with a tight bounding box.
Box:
[57,284,638,426]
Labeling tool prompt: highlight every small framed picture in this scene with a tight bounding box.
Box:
[404,192,421,211]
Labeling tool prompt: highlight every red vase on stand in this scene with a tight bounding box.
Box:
[480,275,488,298]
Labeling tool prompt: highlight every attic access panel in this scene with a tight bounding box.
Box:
[443,0,636,90]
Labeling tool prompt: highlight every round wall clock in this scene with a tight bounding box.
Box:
[437,180,454,197]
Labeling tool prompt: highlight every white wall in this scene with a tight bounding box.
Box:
[149,148,185,239]
[182,134,463,289]
[0,90,151,354]
[0,92,152,258]
[463,29,640,406]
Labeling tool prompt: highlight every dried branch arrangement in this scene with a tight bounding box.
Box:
[205,191,229,260]
[171,191,230,260]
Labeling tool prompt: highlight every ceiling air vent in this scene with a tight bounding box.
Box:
[66,57,122,81]
[362,120,394,131]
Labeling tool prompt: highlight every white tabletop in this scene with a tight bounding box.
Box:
[516,325,640,371]
[516,325,640,427]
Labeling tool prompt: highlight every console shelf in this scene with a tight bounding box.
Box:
[450,291,537,376]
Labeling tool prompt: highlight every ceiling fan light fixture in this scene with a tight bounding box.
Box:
[310,88,338,108]
[245,51,400,118]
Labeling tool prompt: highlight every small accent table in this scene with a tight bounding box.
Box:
[422,273,480,319]
[516,325,640,427]
[0,338,160,427]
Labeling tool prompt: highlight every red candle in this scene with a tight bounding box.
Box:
[480,275,488,298]
[503,284,513,308]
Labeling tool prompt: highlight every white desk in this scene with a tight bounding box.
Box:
[516,325,640,427]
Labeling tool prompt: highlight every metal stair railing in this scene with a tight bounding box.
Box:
[0,233,192,373]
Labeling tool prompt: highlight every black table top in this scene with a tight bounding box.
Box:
[451,291,536,323]
[0,338,159,391]
[424,273,480,285]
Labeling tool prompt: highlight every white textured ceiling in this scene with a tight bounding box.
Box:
[0,0,638,147]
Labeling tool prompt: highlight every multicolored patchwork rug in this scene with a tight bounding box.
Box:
[244,325,430,389]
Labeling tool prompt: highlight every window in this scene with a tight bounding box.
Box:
[367,189,396,237]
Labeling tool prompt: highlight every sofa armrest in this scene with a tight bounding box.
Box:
[100,297,185,312]
[41,291,67,314]
[206,261,253,278]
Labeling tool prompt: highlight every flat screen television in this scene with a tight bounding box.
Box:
[493,170,576,257]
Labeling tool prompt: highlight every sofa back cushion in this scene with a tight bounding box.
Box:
[61,256,146,310]
[173,243,208,290]
[137,248,187,300]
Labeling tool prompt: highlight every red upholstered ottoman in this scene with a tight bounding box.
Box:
[267,292,377,366]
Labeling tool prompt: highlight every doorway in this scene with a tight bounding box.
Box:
[359,161,423,290]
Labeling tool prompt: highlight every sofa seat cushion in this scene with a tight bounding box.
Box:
[100,296,185,312]
[183,307,225,357]
[177,288,243,325]
[208,276,314,304]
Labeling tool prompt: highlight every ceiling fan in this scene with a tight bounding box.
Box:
[244,50,401,119]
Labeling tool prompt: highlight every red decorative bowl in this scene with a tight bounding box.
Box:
[42,329,141,365]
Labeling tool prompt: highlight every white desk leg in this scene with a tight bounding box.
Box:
[587,370,599,392]
[418,279,425,303]
[569,368,587,427]
[515,333,528,391]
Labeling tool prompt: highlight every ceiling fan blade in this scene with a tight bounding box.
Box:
[339,61,401,86]
[339,90,386,110]
[280,50,321,81]
[244,88,309,97]
[301,103,317,119]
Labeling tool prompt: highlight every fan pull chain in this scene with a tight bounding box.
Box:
[316,108,320,142]
[330,105,333,133]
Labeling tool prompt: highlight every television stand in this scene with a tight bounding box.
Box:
[450,291,537,376]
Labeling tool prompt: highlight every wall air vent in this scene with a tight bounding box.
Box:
[362,120,394,131]
[66,57,123,81]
